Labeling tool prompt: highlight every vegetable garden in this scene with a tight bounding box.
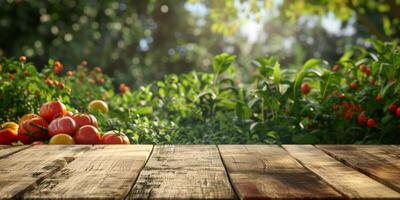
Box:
[1,39,399,145]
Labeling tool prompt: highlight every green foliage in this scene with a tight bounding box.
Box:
[1,39,400,144]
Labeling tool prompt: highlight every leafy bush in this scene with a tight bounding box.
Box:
[1,39,399,144]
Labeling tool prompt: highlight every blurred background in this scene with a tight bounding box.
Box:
[1,0,399,87]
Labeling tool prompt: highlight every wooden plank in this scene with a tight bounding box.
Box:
[126,145,235,200]
[0,145,30,159]
[284,145,400,199]
[24,145,153,200]
[0,145,90,199]
[318,145,400,193]
[218,145,342,199]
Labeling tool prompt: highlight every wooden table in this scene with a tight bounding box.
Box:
[0,145,399,199]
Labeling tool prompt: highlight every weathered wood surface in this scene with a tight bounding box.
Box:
[126,145,235,200]
[318,145,400,193]
[284,145,400,199]
[0,145,30,159]
[24,145,153,200]
[218,145,342,199]
[1,145,400,200]
[0,145,90,199]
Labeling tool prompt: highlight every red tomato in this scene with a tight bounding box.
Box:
[331,103,338,111]
[19,113,39,125]
[367,118,375,129]
[365,67,371,76]
[48,116,77,137]
[357,112,367,125]
[388,103,398,113]
[396,107,400,118]
[18,117,49,144]
[332,64,340,72]
[39,101,67,122]
[19,56,27,62]
[359,64,367,72]
[53,61,63,74]
[301,83,311,95]
[339,93,346,99]
[0,128,18,145]
[343,110,353,120]
[102,131,130,144]
[350,81,357,89]
[72,113,98,129]
[74,125,102,144]
[375,95,382,101]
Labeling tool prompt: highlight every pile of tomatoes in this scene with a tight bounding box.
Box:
[0,100,129,145]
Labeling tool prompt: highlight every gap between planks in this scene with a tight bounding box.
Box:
[316,145,400,193]
[216,145,240,200]
[123,145,155,200]
[0,145,32,159]
[283,145,400,199]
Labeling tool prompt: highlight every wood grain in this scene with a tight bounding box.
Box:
[127,145,235,200]
[218,145,342,199]
[318,145,400,193]
[24,145,153,200]
[0,145,90,199]
[284,145,400,199]
[0,145,30,159]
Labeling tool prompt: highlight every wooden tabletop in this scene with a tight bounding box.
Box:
[0,145,399,199]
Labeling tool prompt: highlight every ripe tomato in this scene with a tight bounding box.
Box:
[375,95,382,101]
[350,81,357,89]
[102,131,130,144]
[48,116,77,137]
[300,83,311,95]
[19,113,39,125]
[332,64,340,72]
[88,100,109,113]
[331,103,338,111]
[344,110,353,120]
[0,122,19,145]
[72,113,98,129]
[53,61,63,74]
[341,102,350,109]
[359,64,367,72]
[40,101,67,122]
[396,107,400,118]
[357,112,367,125]
[339,93,346,99]
[388,103,398,113]
[367,118,375,129]
[18,117,49,144]
[19,56,27,62]
[49,134,75,145]
[1,122,19,131]
[74,125,102,144]
[365,67,371,76]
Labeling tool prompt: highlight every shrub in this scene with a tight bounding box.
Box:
[1,39,399,144]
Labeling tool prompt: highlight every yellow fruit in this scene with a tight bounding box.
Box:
[49,134,75,145]
[1,122,19,132]
[88,100,109,113]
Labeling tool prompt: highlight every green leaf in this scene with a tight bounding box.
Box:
[293,58,321,97]
[136,106,153,115]
[212,53,236,74]
[273,61,281,84]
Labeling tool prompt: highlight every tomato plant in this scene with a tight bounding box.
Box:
[1,39,400,144]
